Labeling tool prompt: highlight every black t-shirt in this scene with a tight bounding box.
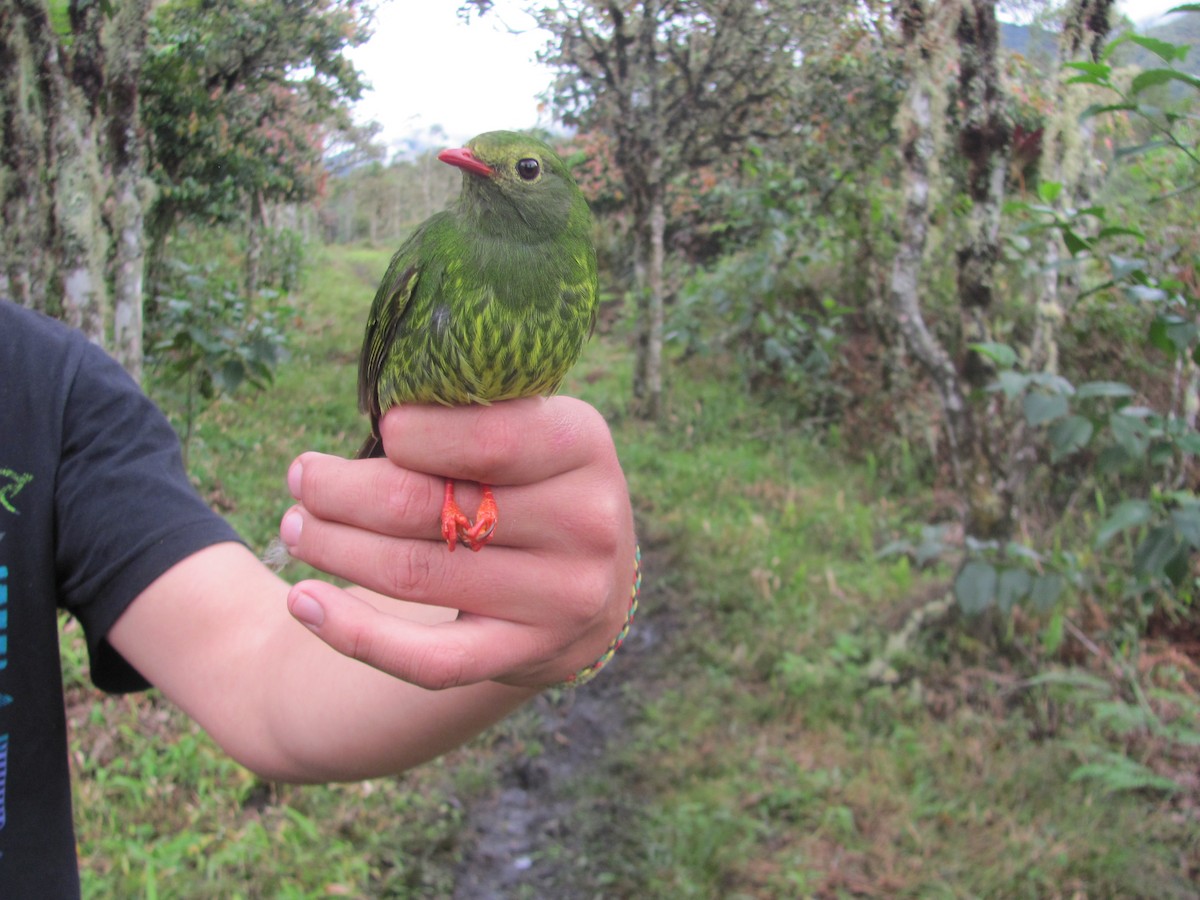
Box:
[0,301,241,897]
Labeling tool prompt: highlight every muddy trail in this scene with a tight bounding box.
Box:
[451,543,670,899]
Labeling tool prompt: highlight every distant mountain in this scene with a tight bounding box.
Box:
[1000,14,1199,78]
[1119,10,1200,77]
[999,22,1059,62]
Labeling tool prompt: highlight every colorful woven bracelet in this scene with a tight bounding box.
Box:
[563,544,641,687]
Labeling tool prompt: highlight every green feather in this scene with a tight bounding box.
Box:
[357,130,598,458]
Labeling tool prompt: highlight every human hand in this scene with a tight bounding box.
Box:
[276,396,638,690]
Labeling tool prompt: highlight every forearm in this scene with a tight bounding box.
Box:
[109,397,636,782]
[110,544,535,782]
[248,588,536,782]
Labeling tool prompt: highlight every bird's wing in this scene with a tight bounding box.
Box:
[358,249,420,425]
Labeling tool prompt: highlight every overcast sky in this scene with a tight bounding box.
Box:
[348,0,1192,153]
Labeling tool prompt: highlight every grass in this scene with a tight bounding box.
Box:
[64,243,1198,897]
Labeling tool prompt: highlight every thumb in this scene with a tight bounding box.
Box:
[287,581,476,690]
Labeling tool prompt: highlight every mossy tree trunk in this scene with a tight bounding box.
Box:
[1030,0,1116,375]
[0,0,151,377]
[888,0,1018,541]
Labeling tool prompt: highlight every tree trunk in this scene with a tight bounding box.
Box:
[1,3,58,312]
[645,190,667,422]
[56,0,108,342]
[953,0,1014,539]
[631,203,650,410]
[889,0,973,489]
[955,0,1009,381]
[629,182,667,422]
[106,0,152,379]
[1,1,153,376]
[246,188,265,301]
[1030,0,1115,374]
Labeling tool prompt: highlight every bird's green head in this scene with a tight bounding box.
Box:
[438,130,589,240]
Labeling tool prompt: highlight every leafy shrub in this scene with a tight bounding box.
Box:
[146,258,290,463]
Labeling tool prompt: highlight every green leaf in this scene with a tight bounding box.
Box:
[1132,68,1200,95]
[1080,102,1137,121]
[1022,670,1113,695]
[1105,255,1143,281]
[1170,507,1200,548]
[1097,445,1135,474]
[993,370,1033,399]
[1099,230,1145,247]
[1064,61,1110,77]
[1070,752,1182,795]
[1062,228,1092,256]
[1127,283,1168,303]
[970,342,1017,368]
[1037,181,1063,204]
[1126,34,1188,64]
[1043,610,1065,655]
[1075,381,1136,400]
[1095,499,1153,547]
[1110,411,1150,457]
[1115,140,1169,161]
[1133,526,1185,578]
[955,561,997,615]
[1004,542,1044,563]
[1030,372,1076,395]
[1023,392,1069,427]
[1149,315,1196,357]
[996,567,1032,615]
[1030,573,1065,612]
[1049,415,1094,462]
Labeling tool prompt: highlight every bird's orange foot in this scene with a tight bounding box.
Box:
[462,484,498,552]
[441,480,473,553]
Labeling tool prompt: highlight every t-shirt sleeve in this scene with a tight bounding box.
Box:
[55,343,243,693]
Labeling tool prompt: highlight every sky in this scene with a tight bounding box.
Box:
[348,0,1192,155]
[347,1,552,153]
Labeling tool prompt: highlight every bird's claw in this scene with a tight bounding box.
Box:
[441,482,498,552]
[461,486,498,552]
[441,504,472,553]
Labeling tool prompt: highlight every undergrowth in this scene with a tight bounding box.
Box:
[62,244,1198,897]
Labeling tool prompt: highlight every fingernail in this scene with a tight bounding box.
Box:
[289,590,325,628]
[287,459,303,499]
[280,509,303,547]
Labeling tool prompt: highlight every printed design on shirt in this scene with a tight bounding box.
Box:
[0,469,32,516]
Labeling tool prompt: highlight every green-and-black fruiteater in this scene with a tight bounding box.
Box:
[357,130,598,551]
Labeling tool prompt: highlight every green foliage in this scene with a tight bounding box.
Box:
[146,258,290,465]
[982,18,1200,616]
[143,0,369,227]
[62,241,1198,896]
[672,155,855,419]
[1070,750,1184,794]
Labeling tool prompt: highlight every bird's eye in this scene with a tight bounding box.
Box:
[517,158,540,181]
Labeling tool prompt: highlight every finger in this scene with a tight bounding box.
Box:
[283,518,606,620]
[287,581,566,689]
[379,395,616,487]
[288,453,444,538]
[286,470,625,553]
[288,458,629,552]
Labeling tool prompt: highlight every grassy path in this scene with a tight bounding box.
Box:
[65,245,1197,897]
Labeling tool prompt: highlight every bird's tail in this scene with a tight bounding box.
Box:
[356,430,386,459]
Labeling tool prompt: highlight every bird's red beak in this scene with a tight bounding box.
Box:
[438,147,493,178]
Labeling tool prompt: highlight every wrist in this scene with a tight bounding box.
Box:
[560,543,641,687]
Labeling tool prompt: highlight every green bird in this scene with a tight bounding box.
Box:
[357,130,598,552]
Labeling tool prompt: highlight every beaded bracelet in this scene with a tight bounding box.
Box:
[562,544,641,687]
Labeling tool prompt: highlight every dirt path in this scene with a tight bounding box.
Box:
[451,546,665,899]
